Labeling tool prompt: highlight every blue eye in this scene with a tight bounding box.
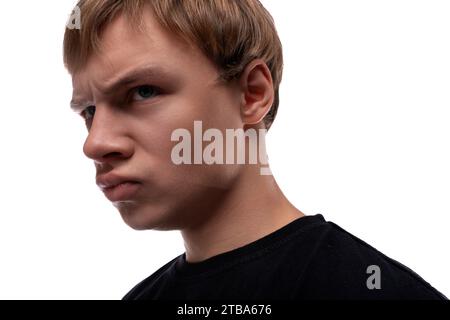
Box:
[82,105,96,121]
[132,85,159,101]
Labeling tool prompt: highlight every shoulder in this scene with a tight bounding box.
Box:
[122,255,181,300]
[295,221,447,300]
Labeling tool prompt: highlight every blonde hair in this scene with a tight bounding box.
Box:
[64,0,283,130]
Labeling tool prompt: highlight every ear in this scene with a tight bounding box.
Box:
[239,59,274,126]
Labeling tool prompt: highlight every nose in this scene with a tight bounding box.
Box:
[83,106,134,164]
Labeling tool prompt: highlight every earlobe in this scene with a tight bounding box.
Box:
[239,59,274,126]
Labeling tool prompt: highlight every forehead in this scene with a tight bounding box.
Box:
[71,8,209,97]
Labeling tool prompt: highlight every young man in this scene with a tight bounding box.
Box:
[64,0,446,300]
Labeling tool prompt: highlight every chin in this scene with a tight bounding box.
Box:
[116,201,180,231]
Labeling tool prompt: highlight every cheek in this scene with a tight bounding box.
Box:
[130,86,243,190]
[155,146,241,195]
[202,90,243,130]
[139,92,241,159]
[174,84,243,131]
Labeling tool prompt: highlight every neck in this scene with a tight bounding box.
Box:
[180,164,305,263]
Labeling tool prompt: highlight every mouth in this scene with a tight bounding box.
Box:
[96,174,142,202]
[101,181,141,202]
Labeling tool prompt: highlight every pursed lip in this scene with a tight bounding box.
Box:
[96,173,141,190]
[96,173,142,202]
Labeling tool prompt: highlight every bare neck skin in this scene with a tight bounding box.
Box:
[180,162,305,263]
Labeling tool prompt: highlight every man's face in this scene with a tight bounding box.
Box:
[71,9,244,230]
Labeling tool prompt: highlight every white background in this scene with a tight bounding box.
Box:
[0,0,448,299]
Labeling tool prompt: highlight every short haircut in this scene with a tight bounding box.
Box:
[63,0,284,130]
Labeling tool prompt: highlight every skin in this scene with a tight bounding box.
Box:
[71,8,305,263]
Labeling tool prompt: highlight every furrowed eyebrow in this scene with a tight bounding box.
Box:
[102,65,171,95]
[70,99,93,113]
[70,65,171,112]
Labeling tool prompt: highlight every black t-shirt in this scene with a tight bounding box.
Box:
[123,214,447,300]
